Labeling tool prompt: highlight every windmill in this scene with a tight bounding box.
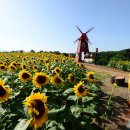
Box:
[74,26,94,62]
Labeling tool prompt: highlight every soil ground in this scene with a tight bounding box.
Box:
[83,63,130,130]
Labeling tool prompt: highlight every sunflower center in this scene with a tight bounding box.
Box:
[89,74,94,79]
[0,66,5,69]
[13,63,17,67]
[47,65,50,69]
[70,76,74,82]
[23,65,26,69]
[45,60,49,63]
[0,85,6,97]
[54,77,61,83]
[11,66,16,70]
[56,69,60,73]
[34,66,37,69]
[78,85,85,93]
[37,76,46,84]
[31,99,45,119]
[22,73,30,79]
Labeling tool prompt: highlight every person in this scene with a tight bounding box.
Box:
[94,48,98,64]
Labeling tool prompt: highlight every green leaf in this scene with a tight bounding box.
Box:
[90,84,100,91]
[47,120,58,128]
[67,95,78,101]
[82,96,94,102]
[48,106,66,120]
[49,105,66,114]
[83,104,97,114]
[47,126,57,130]
[63,88,73,96]
[0,104,4,116]
[70,105,82,118]
[46,121,65,130]
[81,121,87,126]
[14,119,30,130]
[58,124,65,130]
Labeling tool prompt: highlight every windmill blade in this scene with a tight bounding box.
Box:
[76,26,83,34]
[88,40,92,45]
[85,27,94,34]
[74,38,80,43]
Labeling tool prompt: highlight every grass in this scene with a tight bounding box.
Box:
[94,72,111,81]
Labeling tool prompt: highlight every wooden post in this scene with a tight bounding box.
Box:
[111,75,117,84]
[115,76,125,86]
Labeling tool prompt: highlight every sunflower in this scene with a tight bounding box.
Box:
[40,59,44,63]
[79,63,84,68]
[46,63,51,71]
[0,62,3,65]
[54,67,61,75]
[50,75,64,86]
[33,60,36,64]
[73,81,89,97]
[0,64,6,70]
[53,58,58,63]
[44,59,49,64]
[8,64,17,71]
[68,74,75,83]
[86,71,96,82]
[33,65,38,72]
[6,59,10,63]
[19,70,32,82]
[32,72,50,88]
[0,80,11,102]
[62,57,65,63]
[24,92,48,129]
[4,63,7,66]
[23,57,27,61]
[11,61,17,67]
[29,66,33,69]
[113,83,118,88]
[21,64,27,70]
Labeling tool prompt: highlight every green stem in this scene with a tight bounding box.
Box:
[103,85,115,119]
[128,89,130,100]
[107,85,114,107]
[76,97,79,105]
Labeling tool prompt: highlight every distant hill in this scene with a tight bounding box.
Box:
[121,48,130,52]
[93,48,130,65]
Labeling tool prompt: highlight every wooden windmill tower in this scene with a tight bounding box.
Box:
[74,26,94,62]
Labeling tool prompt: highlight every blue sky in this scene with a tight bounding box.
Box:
[0,0,130,53]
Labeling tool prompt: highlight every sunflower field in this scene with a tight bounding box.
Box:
[107,60,130,71]
[0,52,106,130]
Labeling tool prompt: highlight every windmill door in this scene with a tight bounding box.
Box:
[81,52,84,61]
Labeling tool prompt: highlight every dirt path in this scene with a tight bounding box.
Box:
[83,63,129,99]
[83,63,130,130]
[83,63,129,80]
